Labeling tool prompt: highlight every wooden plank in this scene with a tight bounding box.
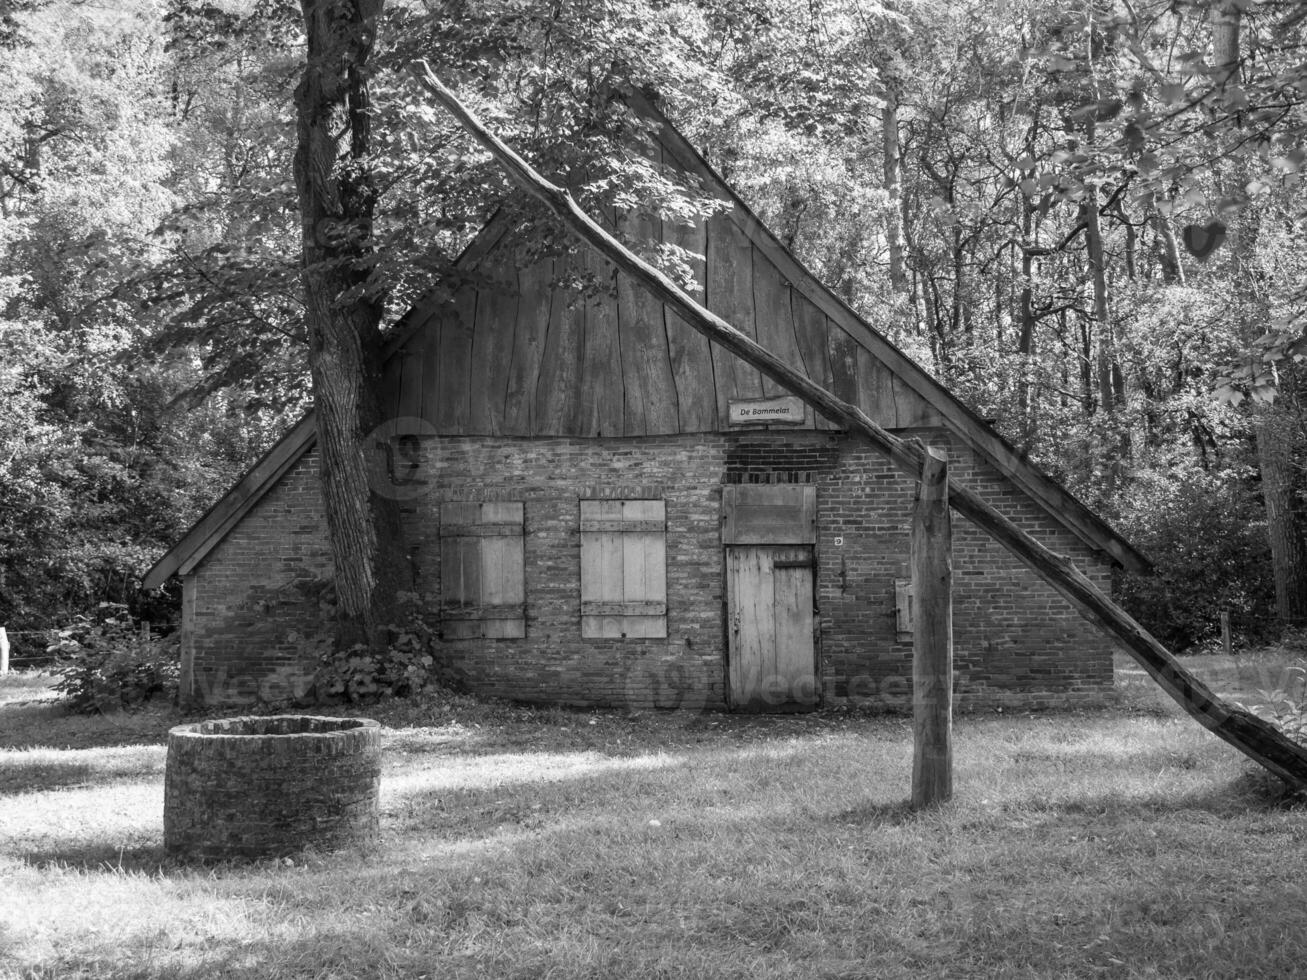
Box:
[434,286,478,432]
[439,522,523,537]
[580,503,624,638]
[580,519,665,533]
[728,547,770,709]
[439,534,481,612]
[580,600,667,616]
[911,447,953,808]
[706,213,763,420]
[895,578,913,642]
[419,305,443,424]
[577,242,625,437]
[395,330,426,421]
[467,263,520,435]
[892,373,944,429]
[792,292,837,430]
[440,603,525,619]
[752,249,808,400]
[857,346,900,428]
[480,511,526,637]
[502,256,553,436]
[378,348,406,422]
[827,326,860,407]
[721,485,817,545]
[617,208,680,435]
[620,499,667,638]
[772,546,817,708]
[663,202,717,432]
[534,251,586,436]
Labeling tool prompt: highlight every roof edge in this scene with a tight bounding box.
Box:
[142,413,318,589]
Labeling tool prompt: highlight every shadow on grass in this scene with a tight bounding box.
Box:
[17,842,170,875]
[0,759,97,794]
[0,700,178,751]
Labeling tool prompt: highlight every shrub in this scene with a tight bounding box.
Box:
[49,606,179,713]
[1113,459,1276,651]
[315,597,438,702]
[1240,658,1307,747]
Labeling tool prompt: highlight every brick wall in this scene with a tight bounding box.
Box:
[185,430,1118,710]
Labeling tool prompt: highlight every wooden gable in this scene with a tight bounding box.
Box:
[377,134,943,438]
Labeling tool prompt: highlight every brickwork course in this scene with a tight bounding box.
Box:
[183,430,1118,712]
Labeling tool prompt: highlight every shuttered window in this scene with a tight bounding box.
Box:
[439,502,526,639]
[895,578,914,641]
[579,499,667,638]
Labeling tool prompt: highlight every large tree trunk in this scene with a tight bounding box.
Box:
[294,0,410,652]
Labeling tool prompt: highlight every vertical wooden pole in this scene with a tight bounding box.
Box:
[0,627,9,675]
[912,446,953,808]
[1221,607,1232,658]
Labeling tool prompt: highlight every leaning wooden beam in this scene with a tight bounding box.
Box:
[412,62,1307,790]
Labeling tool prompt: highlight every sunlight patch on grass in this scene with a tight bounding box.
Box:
[382,748,687,801]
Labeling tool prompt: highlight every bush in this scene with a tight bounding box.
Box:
[49,606,179,713]
[1241,658,1307,747]
[315,598,438,702]
[1113,460,1276,652]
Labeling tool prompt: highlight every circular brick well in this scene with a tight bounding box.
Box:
[164,715,381,861]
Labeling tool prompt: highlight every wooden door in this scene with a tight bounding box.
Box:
[726,546,817,711]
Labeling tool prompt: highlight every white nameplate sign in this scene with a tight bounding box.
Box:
[728,396,806,426]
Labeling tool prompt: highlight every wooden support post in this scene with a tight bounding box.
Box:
[1221,607,1232,658]
[0,627,9,675]
[912,447,952,808]
[413,62,1307,791]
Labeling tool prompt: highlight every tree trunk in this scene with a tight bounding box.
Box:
[294,0,410,652]
[881,86,908,297]
[1152,208,1185,284]
[1256,408,1307,627]
[1084,191,1114,415]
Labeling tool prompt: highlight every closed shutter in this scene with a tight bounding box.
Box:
[895,578,914,641]
[580,499,667,638]
[440,502,526,639]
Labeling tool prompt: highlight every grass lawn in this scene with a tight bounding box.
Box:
[1,653,1305,980]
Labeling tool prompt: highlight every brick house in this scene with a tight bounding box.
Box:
[143,98,1147,712]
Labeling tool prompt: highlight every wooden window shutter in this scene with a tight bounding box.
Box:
[894,578,914,642]
[439,502,526,639]
[579,499,667,639]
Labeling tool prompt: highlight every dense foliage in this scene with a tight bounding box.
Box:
[2,0,1306,653]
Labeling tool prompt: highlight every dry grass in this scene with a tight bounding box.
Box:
[1,659,1305,980]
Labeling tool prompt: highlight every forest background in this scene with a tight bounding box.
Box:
[2,0,1305,664]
